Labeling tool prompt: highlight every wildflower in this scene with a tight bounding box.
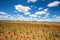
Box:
[27,35,31,38]
[8,31,11,35]
[20,34,23,38]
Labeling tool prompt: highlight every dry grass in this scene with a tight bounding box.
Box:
[0,21,60,40]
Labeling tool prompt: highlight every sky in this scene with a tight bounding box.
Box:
[0,0,60,22]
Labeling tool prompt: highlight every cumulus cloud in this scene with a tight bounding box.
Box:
[44,8,48,11]
[0,12,8,20]
[0,15,8,19]
[40,19,54,22]
[35,8,48,15]
[29,14,37,17]
[52,16,60,22]
[45,13,49,17]
[48,1,60,7]
[43,13,49,18]
[30,6,37,8]
[35,11,46,15]
[24,12,30,15]
[56,16,60,19]
[38,8,43,10]
[39,18,60,22]
[0,12,15,20]
[27,0,37,3]
[15,5,31,15]
[0,12,6,14]
[54,18,60,22]
[0,15,8,20]
[0,12,60,22]
[53,15,56,17]
[0,12,38,21]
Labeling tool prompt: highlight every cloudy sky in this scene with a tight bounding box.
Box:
[0,0,60,22]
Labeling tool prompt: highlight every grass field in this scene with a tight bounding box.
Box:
[0,21,60,40]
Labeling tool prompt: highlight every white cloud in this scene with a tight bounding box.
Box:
[54,18,60,22]
[10,16,14,19]
[45,13,49,17]
[53,15,56,18]
[15,4,31,15]
[44,8,48,11]
[27,0,37,3]
[0,12,60,22]
[0,15,9,20]
[43,13,49,18]
[30,6,37,9]
[29,14,37,17]
[52,16,60,22]
[35,8,48,15]
[40,19,53,22]
[0,12,15,20]
[0,15,8,18]
[0,12,6,14]
[39,8,43,10]
[24,12,30,15]
[35,11,46,15]
[48,1,60,7]
[56,16,60,19]
[39,18,60,22]
[0,12,8,20]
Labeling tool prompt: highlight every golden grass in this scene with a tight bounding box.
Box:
[0,21,60,40]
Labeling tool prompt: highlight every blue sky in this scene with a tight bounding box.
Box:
[0,0,60,22]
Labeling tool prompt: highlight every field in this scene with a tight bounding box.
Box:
[0,21,60,40]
